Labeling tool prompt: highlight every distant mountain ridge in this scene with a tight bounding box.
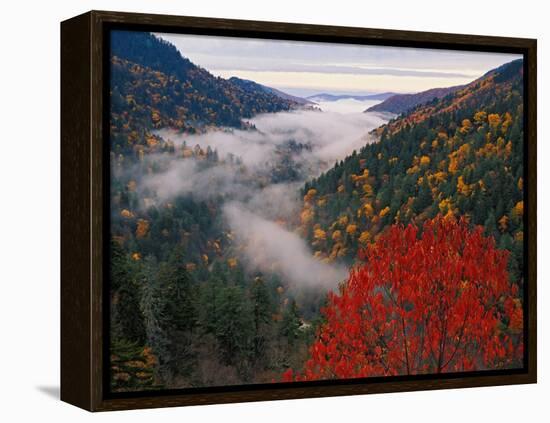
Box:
[307,92,397,102]
[379,58,524,135]
[228,77,315,106]
[299,58,524,269]
[365,85,465,114]
[110,31,298,126]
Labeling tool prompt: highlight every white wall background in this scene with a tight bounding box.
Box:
[0,0,546,420]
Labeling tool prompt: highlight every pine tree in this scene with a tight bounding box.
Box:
[110,240,146,345]
[280,299,301,346]
[250,276,272,361]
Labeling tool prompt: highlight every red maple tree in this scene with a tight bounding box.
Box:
[283,217,523,382]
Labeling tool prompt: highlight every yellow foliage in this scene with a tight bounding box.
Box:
[146,136,158,147]
[505,140,512,157]
[443,209,456,220]
[313,228,327,241]
[518,177,523,191]
[151,110,161,123]
[457,175,472,196]
[351,169,370,185]
[362,183,374,196]
[202,254,209,264]
[488,113,501,128]
[313,251,325,260]
[439,198,453,214]
[363,203,374,217]
[300,208,314,225]
[498,215,509,232]
[420,155,431,166]
[337,185,345,193]
[331,230,342,241]
[460,119,473,134]
[502,112,513,133]
[430,171,447,184]
[474,111,487,124]
[304,189,317,203]
[407,165,420,175]
[512,201,524,219]
[515,231,524,242]
[131,252,141,261]
[135,219,149,238]
[448,143,471,174]
[358,231,371,244]
[337,215,349,227]
[227,258,238,268]
[346,224,357,235]
[379,207,390,218]
[120,209,134,218]
[478,179,486,192]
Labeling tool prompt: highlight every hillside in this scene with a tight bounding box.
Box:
[109,31,299,155]
[229,77,314,105]
[299,59,524,282]
[365,85,464,114]
[108,31,323,391]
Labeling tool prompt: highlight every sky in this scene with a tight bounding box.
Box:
[156,32,521,97]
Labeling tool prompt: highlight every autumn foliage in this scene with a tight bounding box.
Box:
[284,217,523,382]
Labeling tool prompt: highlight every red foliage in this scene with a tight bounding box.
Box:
[283,217,523,382]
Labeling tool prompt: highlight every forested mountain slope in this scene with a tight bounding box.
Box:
[365,85,464,114]
[110,31,298,156]
[108,31,314,392]
[229,76,314,105]
[300,59,524,282]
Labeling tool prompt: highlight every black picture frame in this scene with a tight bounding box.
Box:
[61,10,537,411]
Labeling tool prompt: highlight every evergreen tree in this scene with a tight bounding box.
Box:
[250,276,272,361]
[110,240,146,345]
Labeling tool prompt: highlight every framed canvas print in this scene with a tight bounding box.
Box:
[60,10,536,411]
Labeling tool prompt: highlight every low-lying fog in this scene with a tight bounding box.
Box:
[314,98,381,114]
[141,101,390,288]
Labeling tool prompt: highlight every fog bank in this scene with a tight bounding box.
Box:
[224,203,348,288]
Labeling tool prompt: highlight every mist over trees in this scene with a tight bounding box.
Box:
[108,30,524,391]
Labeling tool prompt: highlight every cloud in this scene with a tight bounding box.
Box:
[224,203,348,288]
[140,158,251,203]
[155,107,386,168]
[210,63,475,79]
[132,107,386,289]
[155,32,522,95]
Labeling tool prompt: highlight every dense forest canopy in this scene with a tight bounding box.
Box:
[108,30,524,392]
[300,59,524,282]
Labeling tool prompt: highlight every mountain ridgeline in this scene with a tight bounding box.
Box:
[365,85,464,114]
[108,31,317,392]
[307,92,397,102]
[107,30,525,392]
[300,58,524,282]
[110,31,299,156]
[229,77,315,105]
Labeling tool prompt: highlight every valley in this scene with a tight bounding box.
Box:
[108,30,525,392]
